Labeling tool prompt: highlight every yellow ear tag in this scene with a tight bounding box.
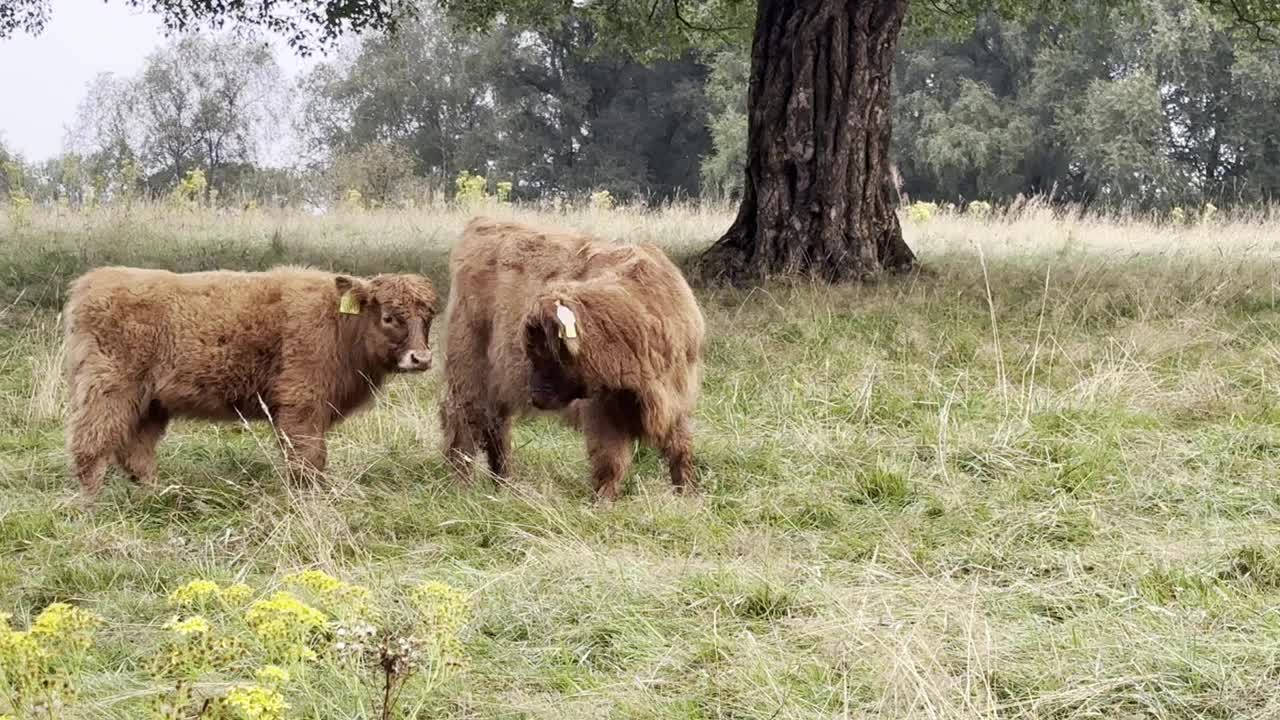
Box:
[338,291,361,315]
[555,301,578,339]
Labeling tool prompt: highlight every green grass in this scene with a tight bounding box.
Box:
[3,201,1280,717]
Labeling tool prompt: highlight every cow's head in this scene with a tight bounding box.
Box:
[335,273,439,373]
[523,296,588,410]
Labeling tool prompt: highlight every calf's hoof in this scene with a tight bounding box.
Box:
[592,483,622,504]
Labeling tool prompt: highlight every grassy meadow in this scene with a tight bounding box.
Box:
[2,201,1280,718]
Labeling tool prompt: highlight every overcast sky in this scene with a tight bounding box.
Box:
[0,0,318,163]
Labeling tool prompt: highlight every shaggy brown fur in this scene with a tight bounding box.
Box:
[63,266,439,498]
[440,217,705,501]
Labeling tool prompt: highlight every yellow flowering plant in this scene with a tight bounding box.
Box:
[169,579,222,609]
[153,613,244,679]
[254,665,290,688]
[207,682,289,720]
[409,581,469,669]
[0,604,101,717]
[4,574,470,719]
[589,189,615,210]
[906,200,939,223]
[219,584,255,607]
[455,170,489,204]
[284,570,371,620]
[244,592,329,663]
[168,579,256,611]
[967,200,993,219]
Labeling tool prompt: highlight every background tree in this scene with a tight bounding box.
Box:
[0,137,33,204]
[0,137,18,199]
[70,35,285,199]
[891,13,1051,204]
[298,6,503,191]
[700,49,750,201]
[886,0,1280,211]
[0,0,414,54]
[299,5,711,203]
[483,17,710,200]
[330,142,418,206]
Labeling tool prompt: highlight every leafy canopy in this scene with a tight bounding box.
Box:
[0,0,415,53]
[442,0,1280,52]
[3,0,1278,53]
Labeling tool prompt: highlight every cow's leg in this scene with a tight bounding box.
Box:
[659,414,696,494]
[275,404,329,486]
[480,410,512,482]
[583,409,635,503]
[442,400,480,484]
[66,376,143,500]
[117,404,169,486]
[441,312,493,485]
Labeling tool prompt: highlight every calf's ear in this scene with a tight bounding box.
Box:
[406,275,441,315]
[334,276,370,315]
[544,300,581,359]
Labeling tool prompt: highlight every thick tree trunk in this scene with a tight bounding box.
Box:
[699,0,916,284]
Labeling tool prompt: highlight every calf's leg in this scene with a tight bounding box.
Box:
[659,414,696,494]
[66,377,144,499]
[275,405,329,485]
[442,400,481,483]
[117,404,169,486]
[480,411,513,482]
[441,315,493,484]
[583,407,635,502]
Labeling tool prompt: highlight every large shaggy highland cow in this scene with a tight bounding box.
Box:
[63,266,439,497]
[440,218,705,501]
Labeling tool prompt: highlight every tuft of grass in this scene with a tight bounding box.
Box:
[846,466,913,507]
[681,570,808,622]
[1221,544,1280,590]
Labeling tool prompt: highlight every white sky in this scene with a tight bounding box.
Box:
[0,0,319,163]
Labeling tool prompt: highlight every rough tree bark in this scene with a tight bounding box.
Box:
[699,0,917,284]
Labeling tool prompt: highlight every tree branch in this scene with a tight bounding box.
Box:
[669,0,748,35]
[1209,0,1280,42]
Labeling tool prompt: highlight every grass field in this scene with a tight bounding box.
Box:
[2,202,1280,718]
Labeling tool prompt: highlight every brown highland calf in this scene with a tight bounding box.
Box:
[440,217,705,501]
[63,266,439,498]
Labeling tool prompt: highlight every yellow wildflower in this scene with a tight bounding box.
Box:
[153,614,243,679]
[29,603,100,654]
[215,683,289,720]
[906,200,939,223]
[254,664,291,688]
[408,581,469,669]
[169,580,222,608]
[0,628,45,676]
[590,189,615,210]
[165,615,212,637]
[219,583,255,607]
[285,569,371,618]
[0,605,98,715]
[410,581,469,636]
[284,569,343,595]
[245,592,328,662]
